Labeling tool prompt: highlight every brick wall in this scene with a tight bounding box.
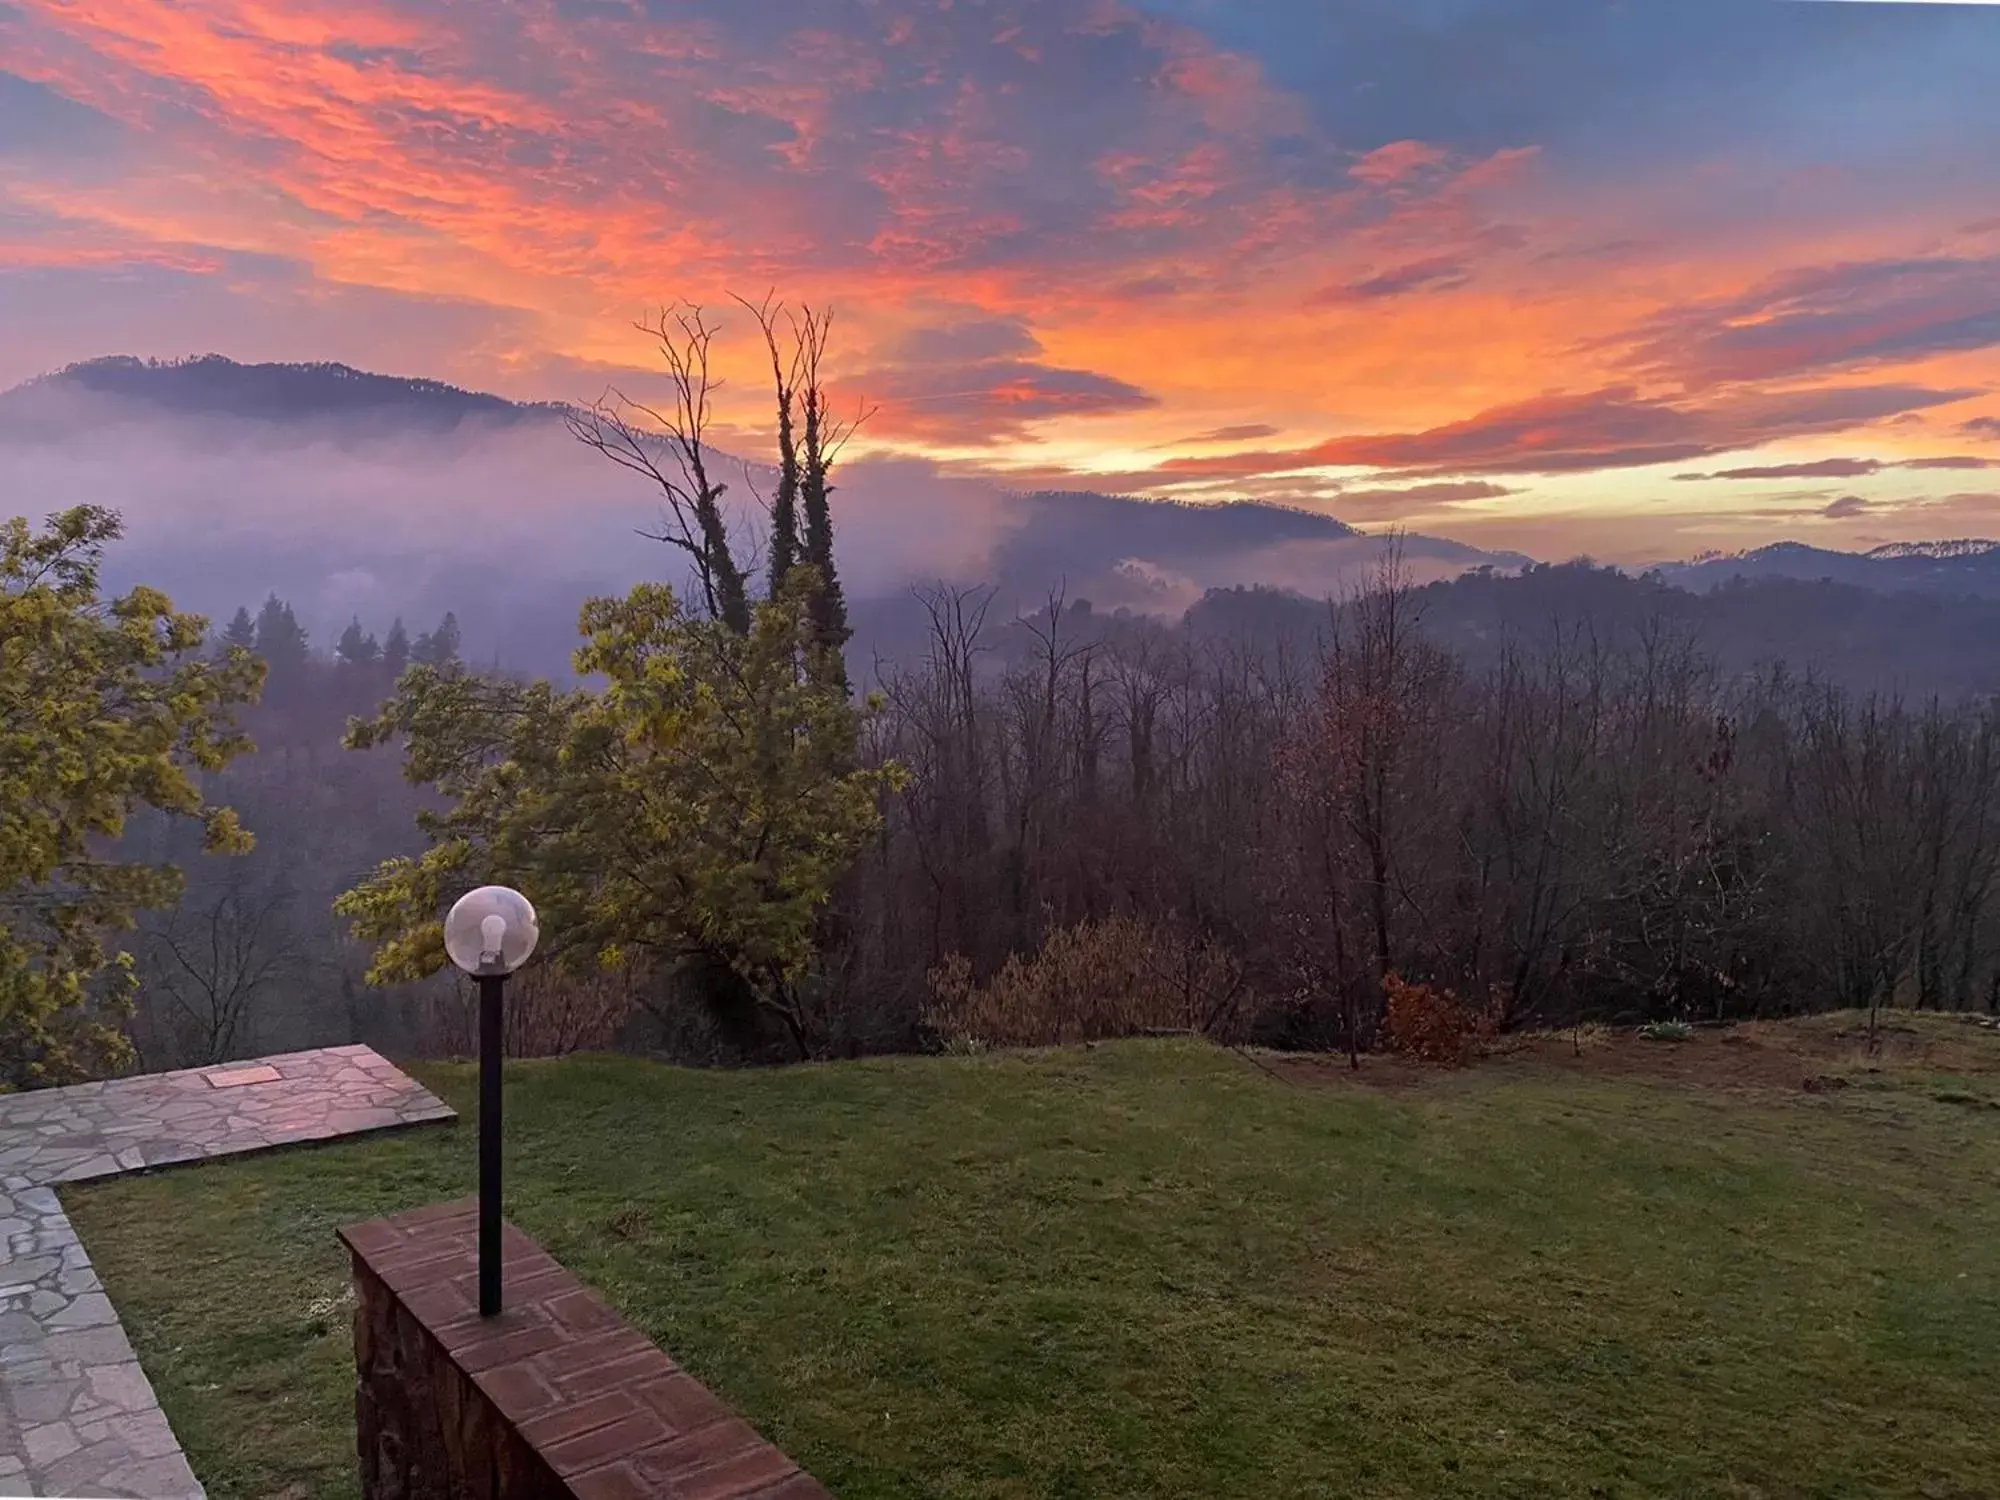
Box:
[338,1200,832,1500]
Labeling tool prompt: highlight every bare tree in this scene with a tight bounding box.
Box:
[567,304,751,632]
[875,584,998,966]
[134,866,304,1067]
[1270,548,1454,1062]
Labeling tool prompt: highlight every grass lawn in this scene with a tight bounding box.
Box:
[63,1021,2000,1499]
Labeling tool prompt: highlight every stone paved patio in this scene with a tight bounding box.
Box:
[0,1046,456,1496]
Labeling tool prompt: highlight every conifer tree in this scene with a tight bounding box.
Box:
[383,617,410,676]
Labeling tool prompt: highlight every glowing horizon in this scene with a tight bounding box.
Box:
[2,0,1997,560]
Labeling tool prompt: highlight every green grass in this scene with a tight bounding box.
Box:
[64,1034,2000,1499]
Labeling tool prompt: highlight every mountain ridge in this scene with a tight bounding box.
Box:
[1,353,571,434]
[1659,537,2000,600]
[1864,539,1999,561]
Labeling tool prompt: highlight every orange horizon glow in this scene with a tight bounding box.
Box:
[2,0,1997,560]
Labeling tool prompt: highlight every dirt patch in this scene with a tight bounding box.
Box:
[1259,1013,2000,1096]
[1254,1029,1818,1093]
[1494,1027,1824,1091]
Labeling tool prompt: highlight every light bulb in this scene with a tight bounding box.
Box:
[444,885,538,975]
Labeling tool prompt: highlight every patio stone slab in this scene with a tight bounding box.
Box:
[0,1047,456,1496]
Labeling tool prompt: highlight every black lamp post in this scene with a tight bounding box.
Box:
[443,885,539,1318]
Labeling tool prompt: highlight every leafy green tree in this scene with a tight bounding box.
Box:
[335,570,899,1056]
[1,507,264,1088]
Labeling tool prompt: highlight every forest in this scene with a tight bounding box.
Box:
[21,543,1997,1084]
[8,305,2000,1086]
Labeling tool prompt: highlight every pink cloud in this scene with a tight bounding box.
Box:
[1350,140,1450,187]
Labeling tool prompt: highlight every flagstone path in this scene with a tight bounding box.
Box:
[0,1045,456,1497]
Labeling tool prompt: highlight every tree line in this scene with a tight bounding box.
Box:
[214,594,463,681]
[10,296,2000,1087]
[851,561,2000,1064]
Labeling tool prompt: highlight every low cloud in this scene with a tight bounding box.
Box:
[1903,455,2000,470]
[1821,490,2000,529]
[1676,454,1995,481]
[1701,458,1884,480]
[6,399,1530,675]
[0,406,1020,675]
[1928,490,2000,516]
[1173,423,1281,445]
[1136,383,1976,482]
[1325,480,1517,521]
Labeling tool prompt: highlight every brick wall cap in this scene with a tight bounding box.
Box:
[343,1201,831,1497]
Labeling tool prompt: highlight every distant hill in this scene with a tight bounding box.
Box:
[0,354,569,437]
[1659,539,2000,600]
[0,353,1534,620]
[975,489,1530,611]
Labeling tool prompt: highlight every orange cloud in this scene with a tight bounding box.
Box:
[1146,384,1979,481]
[0,0,1995,563]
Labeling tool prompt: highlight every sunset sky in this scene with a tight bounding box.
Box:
[3,0,1999,560]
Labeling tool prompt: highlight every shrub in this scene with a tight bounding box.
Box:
[924,915,1249,1049]
[1380,974,1495,1067]
[1639,1019,1695,1043]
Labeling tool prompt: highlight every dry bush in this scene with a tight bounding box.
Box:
[1380,973,1496,1068]
[415,962,643,1059]
[925,914,1249,1048]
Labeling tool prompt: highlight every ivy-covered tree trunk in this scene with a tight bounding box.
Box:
[800,383,851,691]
